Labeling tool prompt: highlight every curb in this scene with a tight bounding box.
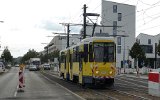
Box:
[118,74,148,79]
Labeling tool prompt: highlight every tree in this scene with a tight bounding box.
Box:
[40,50,59,64]
[1,47,13,63]
[129,42,146,75]
[21,49,39,63]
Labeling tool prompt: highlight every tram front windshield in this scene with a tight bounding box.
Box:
[94,42,114,62]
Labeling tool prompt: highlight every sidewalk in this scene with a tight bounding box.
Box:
[117,73,148,79]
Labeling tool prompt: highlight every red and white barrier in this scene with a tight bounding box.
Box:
[18,68,25,92]
[148,72,160,97]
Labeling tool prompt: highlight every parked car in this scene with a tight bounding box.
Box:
[43,64,50,70]
[15,64,19,67]
[29,65,37,71]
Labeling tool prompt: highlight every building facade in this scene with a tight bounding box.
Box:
[102,0,136,68]
[136,33,160,69]
[43,35,80,55]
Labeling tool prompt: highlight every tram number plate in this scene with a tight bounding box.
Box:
[101,71,106,74]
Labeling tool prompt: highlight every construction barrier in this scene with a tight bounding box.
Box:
[17,64,25,92]
[148,72,160,97]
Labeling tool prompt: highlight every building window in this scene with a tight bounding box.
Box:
[118,13,122,21]
[117,46,121,54]
[117,37,121,45]
[113,5,117,13]
[141,45,153,53]
[113,21,117,35]
[59,36,66,40]
[148,39,151,44]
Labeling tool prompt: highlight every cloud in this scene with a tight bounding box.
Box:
[70,26,82,33]
[37,20,63,32]
[37,18,82,33]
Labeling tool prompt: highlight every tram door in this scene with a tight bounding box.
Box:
[70,53,73,80]
[79,54,83,84]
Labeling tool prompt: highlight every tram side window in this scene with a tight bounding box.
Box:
[84,44,88,62]
[72,50,76,62]
[72,47,79,62]
[89,43,93,62]
[61,55,65,63]
[60,54,66,69]
[76,46,79,62]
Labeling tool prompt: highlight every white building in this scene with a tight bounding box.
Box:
[85,0,136,68]
[43,35,80,54]
[136,33,160,69]
[102,0,136,68]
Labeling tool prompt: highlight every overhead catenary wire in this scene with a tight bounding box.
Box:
[69,0,135,32]
[66,0,160,36]
[100,0,160,25]
[70,0,93,23]
[138,14,160,28]
[137,23,160,32]
[100,0,160,35]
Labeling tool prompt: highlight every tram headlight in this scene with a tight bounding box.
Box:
[95,71,99,74]
[109,71,113,74]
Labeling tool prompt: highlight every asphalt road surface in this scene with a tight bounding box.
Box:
[0,67,83,100]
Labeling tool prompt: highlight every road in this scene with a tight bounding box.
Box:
[1,67,160,100]
[0,67,83,100]
[0,67,18,99]
[41,70,160,100]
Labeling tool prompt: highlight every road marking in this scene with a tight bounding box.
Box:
[40,73,85,100]
[14,85,19,97]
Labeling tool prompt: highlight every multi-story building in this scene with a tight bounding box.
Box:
[101,0,136,68]
[136,33,160,69]
[43,35,80,54]
[84,0,136,68]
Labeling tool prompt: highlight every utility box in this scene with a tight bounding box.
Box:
[148,72,160,97]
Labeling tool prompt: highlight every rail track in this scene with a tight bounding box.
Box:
[39,70,160,100]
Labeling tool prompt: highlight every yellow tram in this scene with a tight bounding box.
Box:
[59,37,116,87]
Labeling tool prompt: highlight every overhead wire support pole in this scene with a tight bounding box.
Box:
[83,4,101,38]
[59,22,84,48]
[67,24,70,48]
[83,4,87,39]
[155,43,157,69]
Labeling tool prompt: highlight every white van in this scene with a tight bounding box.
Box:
[43,64,50,70]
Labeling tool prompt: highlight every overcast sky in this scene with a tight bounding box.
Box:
[0,0,160,58]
